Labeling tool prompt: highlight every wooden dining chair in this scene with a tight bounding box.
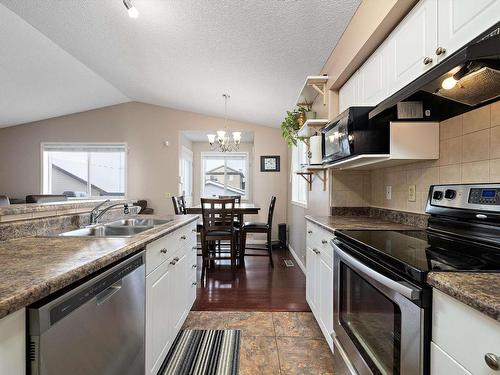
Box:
[171,195,187,215]
[200,198,238,275]
[240,196,276,267]
[218,195,242,227]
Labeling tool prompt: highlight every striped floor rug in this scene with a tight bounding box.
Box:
[160,330,240,375]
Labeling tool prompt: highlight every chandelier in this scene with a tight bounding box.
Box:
[207,94,241,152]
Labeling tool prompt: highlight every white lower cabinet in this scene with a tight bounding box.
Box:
[306,221,334,351]
[0,308,25,375]
[431,288,500,375]
[145,221,197,375]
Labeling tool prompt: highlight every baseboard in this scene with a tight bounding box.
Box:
[287,244,306,274]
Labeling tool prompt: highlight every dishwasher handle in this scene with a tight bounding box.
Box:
[96,280,122,306]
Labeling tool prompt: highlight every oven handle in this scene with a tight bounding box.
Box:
[333,239,421,301]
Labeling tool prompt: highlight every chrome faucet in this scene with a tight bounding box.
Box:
[89,200,129,225]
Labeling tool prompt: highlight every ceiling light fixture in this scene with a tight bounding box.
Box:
[123,0,139,18]
[207,94,241,152]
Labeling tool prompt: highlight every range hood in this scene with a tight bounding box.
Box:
[370,23,500,120]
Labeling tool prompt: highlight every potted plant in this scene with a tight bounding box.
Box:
[299,102,317,121]
[280,109,303,146]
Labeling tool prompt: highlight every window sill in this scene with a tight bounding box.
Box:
[291,200,308,209]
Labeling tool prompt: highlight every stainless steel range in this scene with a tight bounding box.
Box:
[331,184,500,375]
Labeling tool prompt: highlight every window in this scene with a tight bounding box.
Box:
[42,143,126,198]
[201,152,249,200]
[291,141,308,207]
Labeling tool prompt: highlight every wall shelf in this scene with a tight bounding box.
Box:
[296,76,329,107]
[297,119,329,138]
[296,166,328,191]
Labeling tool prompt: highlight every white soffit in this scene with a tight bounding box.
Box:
[1,0,360,128]
[0,4,129,128]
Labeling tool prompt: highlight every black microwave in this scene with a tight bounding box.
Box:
[322,106,389,164]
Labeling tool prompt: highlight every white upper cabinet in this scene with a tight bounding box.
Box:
[386,0,438,95]
[437,0,500,62]
[339,70,360,112]
[359,42,389,106]
[339,0,499,111]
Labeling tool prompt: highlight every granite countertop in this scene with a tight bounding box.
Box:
[427,272,500,322]
[0,214,198,319]
[305,215,417,232]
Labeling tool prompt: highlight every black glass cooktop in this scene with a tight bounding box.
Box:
[334,229,500,284]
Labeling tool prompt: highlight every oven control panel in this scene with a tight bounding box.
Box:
[427,184,500,213]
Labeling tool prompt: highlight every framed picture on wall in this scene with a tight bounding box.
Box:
[260,155,280,172]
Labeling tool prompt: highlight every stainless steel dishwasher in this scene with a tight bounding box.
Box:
[28,251,145,375]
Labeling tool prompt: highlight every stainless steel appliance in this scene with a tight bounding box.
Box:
[28,251,145,375]
[371,22,500,121]
[321,106,388,165]
[332,183,500,375]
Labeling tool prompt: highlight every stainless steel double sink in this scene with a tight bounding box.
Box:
[59,218,172,238]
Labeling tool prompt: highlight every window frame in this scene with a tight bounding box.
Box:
[40,142,128,199]
[200,151,250,201]
[291,141,308,208]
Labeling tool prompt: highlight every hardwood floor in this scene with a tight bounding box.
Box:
[192,247,310,312]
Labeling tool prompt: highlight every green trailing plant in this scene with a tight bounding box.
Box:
[281,107,306,146]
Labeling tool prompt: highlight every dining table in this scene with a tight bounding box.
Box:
[185,203,260,216]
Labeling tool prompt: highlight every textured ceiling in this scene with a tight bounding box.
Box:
[0,0,360,128]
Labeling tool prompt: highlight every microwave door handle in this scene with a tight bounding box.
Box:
[334,243,421,301]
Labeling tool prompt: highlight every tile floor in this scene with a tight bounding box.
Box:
[182,311,334,374]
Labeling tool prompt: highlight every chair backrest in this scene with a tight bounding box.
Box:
[267,196,277,228]
[171,195,187,215]
[25,195,68,204]
[218,195,241,204]
[0,195,10,207]
[201,198,235,233]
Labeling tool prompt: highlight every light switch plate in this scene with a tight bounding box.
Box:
[408,185,416,202]
[385,186,392,200]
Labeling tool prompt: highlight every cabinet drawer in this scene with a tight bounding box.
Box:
[431,342,471,375]
[432,289,500,374]
[146,233,177,274]
[306,222,334,260]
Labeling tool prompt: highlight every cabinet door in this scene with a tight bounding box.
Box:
[387,0,438,95]
[171,253,188,333]
[146,260,173,375]
[318,256,334,350]
[431,342,471,375]
[306,247,318,313]
[339,71,359,112]
[437,0,500,61]
[0,309,25,375]
[360,42,389,106]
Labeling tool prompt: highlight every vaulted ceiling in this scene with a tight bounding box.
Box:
[0,0,360,128]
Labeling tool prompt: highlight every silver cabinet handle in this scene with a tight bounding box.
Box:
[192,282,197,286]
[180,235,186,240]
[312,248,320,255]
[307,230,313,234]
[485,353,500,371]
[435,46,446,55]
[321,239,328,244]
[192,228,197,232]
[423,56,433,65]
[170,257,180,265]
[192,264,197,268]
[160,248,167,254]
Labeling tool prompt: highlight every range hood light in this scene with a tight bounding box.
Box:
[441,76,458,90]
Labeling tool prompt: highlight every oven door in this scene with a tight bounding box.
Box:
[332,239,425,375]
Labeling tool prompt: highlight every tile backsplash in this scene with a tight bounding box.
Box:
[331,101,500,214]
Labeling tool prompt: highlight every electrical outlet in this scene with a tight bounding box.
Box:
[408,185,416,202]
[385,186,392,200]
